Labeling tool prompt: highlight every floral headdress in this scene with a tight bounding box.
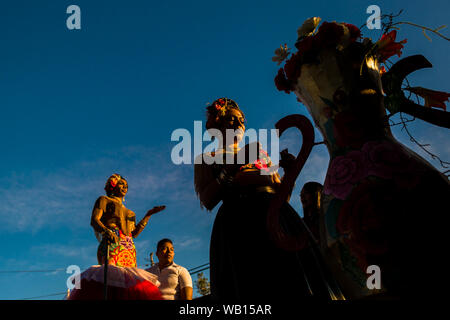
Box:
[273,17,364,94]
[205,97,244,129]
[273,16,449,110]
[104,173,125,196]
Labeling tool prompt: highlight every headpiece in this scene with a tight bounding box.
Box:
[104,173,125,196]
[205,97,244,129]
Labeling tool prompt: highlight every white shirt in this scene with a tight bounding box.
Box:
[146,262,192,300]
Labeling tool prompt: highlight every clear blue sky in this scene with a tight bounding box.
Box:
[0,0,448,299]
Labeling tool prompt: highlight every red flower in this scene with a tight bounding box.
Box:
[295,35,316,54]
[110,178,118,188]
[376,30,407,62]
[274,68,292,93]
[343,23,361,42]
[283,52,302,82]
[316,22,344,48]
[254,159,269,172]
[405,87,450,111]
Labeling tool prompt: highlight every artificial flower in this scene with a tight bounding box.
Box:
[323,150,368,200]
[343,23,361,42]
[315,21,345,48]
[405,86,449,111]
[254,159,269,172]
[274,68,292,93]
[297,17,321,39]
[362,140,412,180]
[376,30,407,62]
[272,44,290,65]
[109,177,119,188]
[283,52,302,81]
[215,99,226,110]
[295,34,315,54]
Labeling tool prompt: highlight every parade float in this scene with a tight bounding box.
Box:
[269,17,450,299]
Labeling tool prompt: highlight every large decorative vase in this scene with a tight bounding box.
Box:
[273,19,450,299]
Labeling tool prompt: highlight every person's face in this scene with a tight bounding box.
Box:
[156,241,174,265]
[222,109,245,143]
[222,109,245,131]
[114,180,128,197]
[300,189,314,210]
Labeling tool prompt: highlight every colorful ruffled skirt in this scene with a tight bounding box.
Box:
[67,228,162,300]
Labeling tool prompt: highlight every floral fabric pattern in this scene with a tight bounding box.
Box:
[98,228,137,268]
[324,139,420,200]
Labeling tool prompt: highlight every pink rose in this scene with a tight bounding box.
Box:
[362,140,411,179]
[324,150,368,199]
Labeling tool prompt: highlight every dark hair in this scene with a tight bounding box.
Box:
[104,173,127,197]
[205,97,244,130]
[301,182,323,194]
[156,238,173,251]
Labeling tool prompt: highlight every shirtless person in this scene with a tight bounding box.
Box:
[91,173,165,267]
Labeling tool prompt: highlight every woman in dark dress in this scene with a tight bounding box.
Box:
[194,98,334,301]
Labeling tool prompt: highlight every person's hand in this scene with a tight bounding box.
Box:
[279,149,296,171]
[145,205,166,217]
[216,167,234,187]
[105,229,120,244]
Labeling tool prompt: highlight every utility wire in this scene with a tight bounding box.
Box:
[188,263,210,272]
[21,291,68,300]
[16,262,211,300]
[0,262,211,275]
[189,266,210,275]
[0,269,66,274]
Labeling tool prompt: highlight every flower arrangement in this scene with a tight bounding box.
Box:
[273,16,449,111]
[273,17,363,94]
[273,15,450,172]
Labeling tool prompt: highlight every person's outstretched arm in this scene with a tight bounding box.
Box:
[131,205,166,238]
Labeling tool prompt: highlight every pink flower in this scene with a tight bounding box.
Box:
[362,140,411,179]
[254,159,269,172]
[120,236,135,250]
[324,150,368,200]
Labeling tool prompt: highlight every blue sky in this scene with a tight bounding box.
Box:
[0,0,448,299]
